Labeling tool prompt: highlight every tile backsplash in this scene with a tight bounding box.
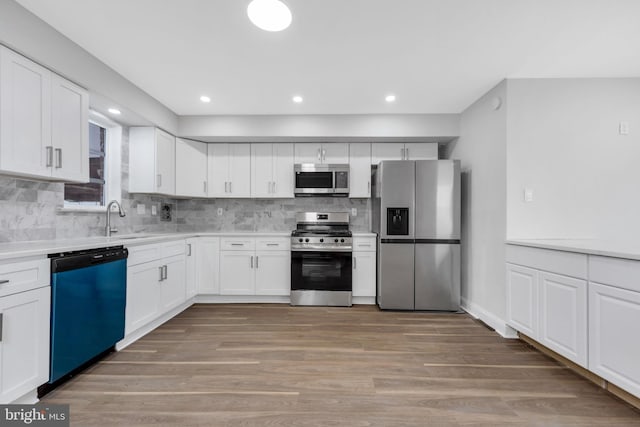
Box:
[0,128,371,242]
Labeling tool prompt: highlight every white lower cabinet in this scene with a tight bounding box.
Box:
[352,236,377,299]
[506,263,539,339]
[0,258,50,404]
[195,238,220,295]
[220,237,290,296]
[538,272,587,366]
[125,241,186,336]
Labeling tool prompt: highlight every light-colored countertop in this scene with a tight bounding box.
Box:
[506,238,640,261]
[0,231,376,261]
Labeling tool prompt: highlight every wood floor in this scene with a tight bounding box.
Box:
[42,304,640,426]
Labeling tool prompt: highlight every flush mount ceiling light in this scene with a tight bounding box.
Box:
[200,95,211,103]
[385,94,396,103]
[247,0,292,32]
[108,108,121,115]
[292,95,303,103]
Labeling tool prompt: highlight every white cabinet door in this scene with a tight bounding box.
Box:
[51,74,88,182]
[272,143,294,197]
[185,238,197,299]
[0,46,51,178]
[207,143,229,197]
[197,237,220,294]
[538,272,587,367]
[589,282,640,397]
[255,251,290,296]
[176,138,207,198]
[125,261,162,335]
[160,255,186,311]
[251,143,273,198]
[294,144,321,164]
[349,143,371,198]
[229,144,251,197]
[0,286,50,404]
[506,263,538,339]
[155,129,176,195]
[371,143,403,165]
[403,143,438,160]
[323,143,349,164]
[353,251,376,297]
[220,252,255,295]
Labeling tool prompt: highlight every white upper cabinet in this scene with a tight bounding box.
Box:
[129,127,176,195]
[175,138,207,198]
[371,143,438,165]
[0,46,88,182]
[251,143,294,198]
[295,143,349,164]
[349,143,371,198]
[207,143,251,198]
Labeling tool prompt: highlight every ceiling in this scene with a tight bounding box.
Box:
[15,0,640,116]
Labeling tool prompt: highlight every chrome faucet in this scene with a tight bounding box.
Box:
[105,200,126,237]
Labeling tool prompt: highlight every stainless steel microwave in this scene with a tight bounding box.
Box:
[294,164,349,196]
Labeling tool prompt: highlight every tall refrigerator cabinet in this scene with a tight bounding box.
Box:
[372,160,461,311]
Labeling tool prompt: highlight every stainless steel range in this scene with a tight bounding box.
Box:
[290,212,353,307]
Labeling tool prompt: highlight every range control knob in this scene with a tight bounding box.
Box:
[298,238,303,242]
[305,238,310,242]
[334,238,339,243]
[340,239,345,243]
[319,238,324,242]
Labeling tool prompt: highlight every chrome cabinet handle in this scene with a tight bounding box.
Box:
[400,147,404,160]
[0,280,9,285]
[55,148,62,168]
[353,257,357,269]
[368,181,371,194]
[256,256,259,268]
[231,243,243,246]
[0,313,3,342]
[203,181,207,194]
[266,243,278,247]
[250,256,254,268]
[229,181,232,193]
[159,266,164,281]
[322,148,326,162]
[317,148,321,161]
[46,146,53,167]
[187,243,192,256]
[157,174,162,188]
[164,265,168,280]
[272,181,276,193]
[406,148,409,159]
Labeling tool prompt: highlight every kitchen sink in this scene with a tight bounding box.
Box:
[116,234,162,240]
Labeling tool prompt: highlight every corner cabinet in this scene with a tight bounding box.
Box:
[0,258,51,404]
[129,127,176,196]
[175,138,208,198]
[0,45,88,183]
[251,143,294,198]
[207,143,251,197]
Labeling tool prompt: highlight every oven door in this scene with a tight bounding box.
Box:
[291,250,352,292]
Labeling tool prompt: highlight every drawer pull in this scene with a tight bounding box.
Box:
[0,280,9,285]
[0,313,3,342]
[231,243,244,246]
[266,243,279,247]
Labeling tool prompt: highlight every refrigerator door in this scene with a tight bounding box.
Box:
[414,243,460,311]
[415,160,460,240]
[378,161,415,240]
[378,243,414,310]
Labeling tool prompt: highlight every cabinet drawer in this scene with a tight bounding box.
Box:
[589,256,640,293]
[161,240,186,258]
[506,244,587,279]
[353,236,376,252]
[0,258,49,298]
[221,238,256,251]
[127,244,161,266]
[256,237,290,251]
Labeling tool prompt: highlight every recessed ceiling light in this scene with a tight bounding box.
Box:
[292,95,303,103]
[247,0,292,32]
[385,94,396,103]
[200,95,211,103]
[108,108,121,115]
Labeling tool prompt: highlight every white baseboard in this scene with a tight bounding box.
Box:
[195,295,290,304]
[116,300,194,351]
[461,297,518,339]
[10,389,38,404]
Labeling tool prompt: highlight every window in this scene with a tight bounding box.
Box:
[63,111,121,210]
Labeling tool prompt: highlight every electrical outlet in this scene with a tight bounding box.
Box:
[524,188,534,202]
[351,208,357,217]
[151,205,157,216]
[619,121,629,135]
[136,204,146,215]
[217,207,223,216]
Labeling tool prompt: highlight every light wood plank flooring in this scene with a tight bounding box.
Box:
[42,304,640,426]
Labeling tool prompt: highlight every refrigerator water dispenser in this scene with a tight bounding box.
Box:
[387,207,409,235]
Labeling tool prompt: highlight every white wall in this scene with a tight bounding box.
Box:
[506,78,640,240]
[448,80,509,334]
[178,114,459,142]
[0,0,178,134]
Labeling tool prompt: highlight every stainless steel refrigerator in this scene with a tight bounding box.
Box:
[372,160,461,311]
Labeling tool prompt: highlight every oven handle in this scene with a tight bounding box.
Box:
[291,248,353,253]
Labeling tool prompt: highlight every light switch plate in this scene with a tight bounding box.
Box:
[136,204,146,215]
[351,208,357,217]
[151,205,157,216]
[619,121,629,135]
[524,188,534,202]
[217,208,223,216]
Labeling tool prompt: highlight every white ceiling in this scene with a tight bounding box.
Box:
[15,0,640,116]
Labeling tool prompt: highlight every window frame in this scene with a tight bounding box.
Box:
[60,110,122,212]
